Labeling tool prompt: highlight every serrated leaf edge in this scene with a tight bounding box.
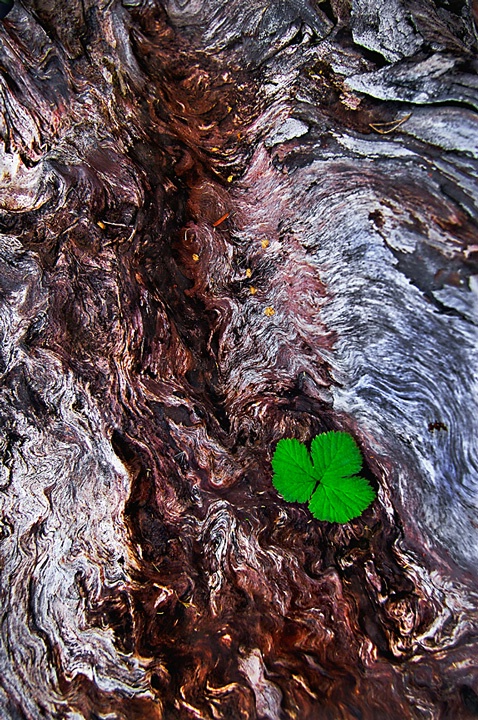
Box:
[271,432,376,524]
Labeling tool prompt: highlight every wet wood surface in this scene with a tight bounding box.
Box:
[0,1,478,718]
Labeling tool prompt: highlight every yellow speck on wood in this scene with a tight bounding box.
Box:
[261,239,270,249]
[245,268,252,278]
[97,221,106,229]
[249,286,257,295]
[227,175,234,183]
[264,306,275,316]
[192,253,199,262]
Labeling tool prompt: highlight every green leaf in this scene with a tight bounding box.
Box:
[308,475,376,523]
[271,431,376,524]
[271,438,317,503]
[311,431,362,481]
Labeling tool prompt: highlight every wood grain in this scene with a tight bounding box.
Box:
[0,1,477,718]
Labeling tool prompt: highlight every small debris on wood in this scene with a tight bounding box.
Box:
[369,113,412,135]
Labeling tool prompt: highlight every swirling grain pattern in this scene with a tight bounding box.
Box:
[0,0,477,718]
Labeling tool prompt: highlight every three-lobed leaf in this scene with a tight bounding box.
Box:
[271,431,376,524]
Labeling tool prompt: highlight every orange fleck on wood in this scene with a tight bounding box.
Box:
[227,175,234,183]
[249,286,257,295]
[97,221,105,229]
[261,239,270,249]
[192,253,199,262]
[213,212,230,227]
[264,306,275,316]
[245,268,252,278]
[221,633,232,647]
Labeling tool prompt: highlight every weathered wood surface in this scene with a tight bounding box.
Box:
[0,1,477,718]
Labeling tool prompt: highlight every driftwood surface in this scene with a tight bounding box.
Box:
[1,1,478,718]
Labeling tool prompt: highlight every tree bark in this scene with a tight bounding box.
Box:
[0,1,477,718]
